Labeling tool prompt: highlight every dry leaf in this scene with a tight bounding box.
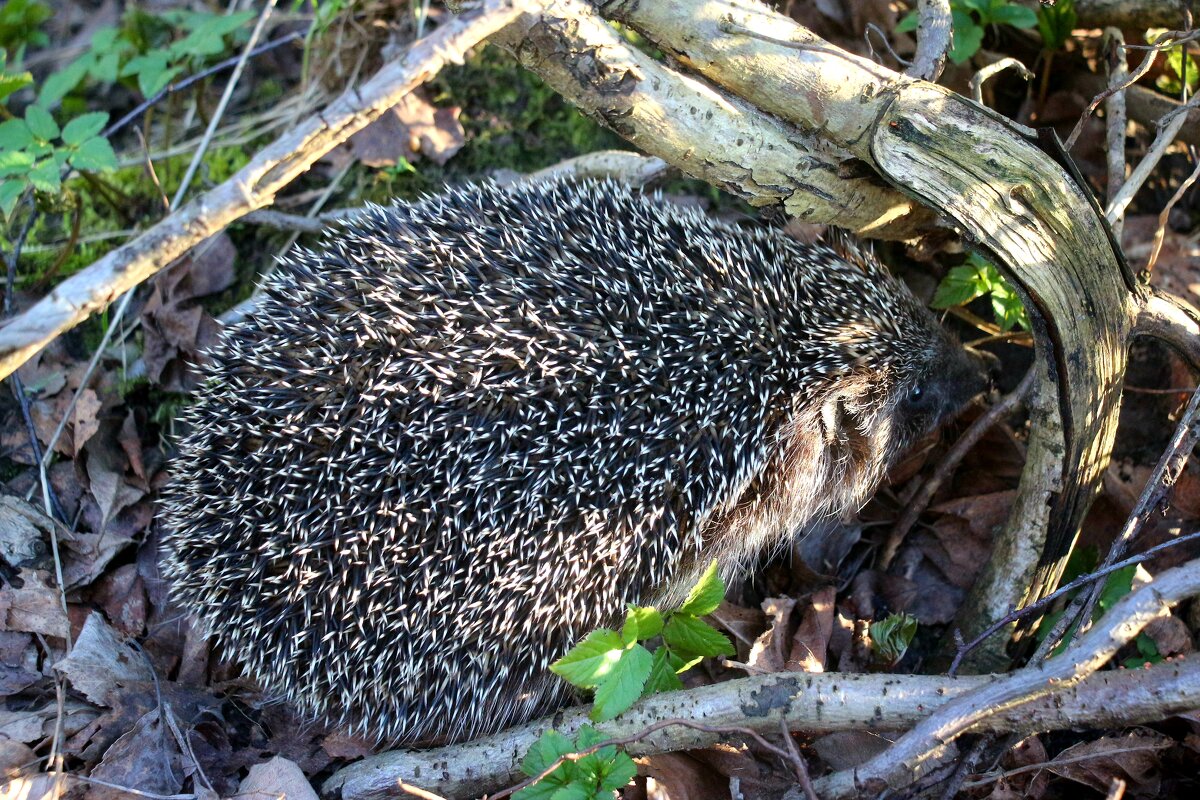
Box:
[85,709,183,800]
[1046,731,1172,797]
[0,570,69,639]
[54,612,152,706]
[237,755,319,800]
[349,90,465,167]
[789,586,835,672]
[811,730,891,771]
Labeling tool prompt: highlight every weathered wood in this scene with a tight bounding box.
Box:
[600,0,1140,668]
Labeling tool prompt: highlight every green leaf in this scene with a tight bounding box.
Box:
[512,781,563,800]
[123,53,176,98]
[23,104,58,140]
[622,606,663,644]
[0,179,25,217]
[0,148,34,177]
[1036,0,1076,51]
[988,4,1037,28]
[869,612,918,665]
[37,58,89,107]
[590,644,653,722]
[678,560,725,617]
[0,117,34,150]
[27,157,60,192]
[61,111,108,145]
[662,614,735,661]
[171,11,255,58]
[68,135,118,172]
[0,70,32,103]
[641,645,685,696]
[931,264,986,308]
[949,11,984,64]
[550,629,626,689]
[547,786,592,800]
[894,10,918,33]
[597,751,637,792]
[521,729,577,778]
[1097,565,1136,614]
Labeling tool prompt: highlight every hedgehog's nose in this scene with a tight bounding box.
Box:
[967,347,1002,390]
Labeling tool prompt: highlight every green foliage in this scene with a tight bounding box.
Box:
[524,564,732,798]
[1036,546,1164,666]
[0,0,52,62]
[550,561,733,724]
[514,725,637,800]
[1036,0,1076,52]
[932,253,1029,331]
[897,0,1037,64]
[0,107,116,217]
[1150,29,1199,96]
[869,612,918,665]
[38,9,254,105]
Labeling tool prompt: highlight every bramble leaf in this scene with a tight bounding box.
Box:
[678,559,724,617]
[550,629,625,689]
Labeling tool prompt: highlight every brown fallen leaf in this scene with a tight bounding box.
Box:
[54,612,152,706]
[85,709,184,800]
[0,569,69,639]
[1046,730,1173,798]
[789,585,835,672]
[237,755,319,800]
[348,89,465,167]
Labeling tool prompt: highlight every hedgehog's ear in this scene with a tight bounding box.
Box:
[824,228,889,279]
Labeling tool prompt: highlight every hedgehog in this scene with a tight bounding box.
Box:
[159,177,991,746]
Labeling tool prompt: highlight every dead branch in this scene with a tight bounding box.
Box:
[0,0,529,382]
[813,558,1200,798]
[907,0,951,82]
[324,652,1200,800]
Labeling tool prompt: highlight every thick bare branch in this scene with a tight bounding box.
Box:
[0,0,529,381]
[814,558,1200,798]
[324,653,1200,800]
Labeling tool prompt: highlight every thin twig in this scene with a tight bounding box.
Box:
[1145,154,1200,274]
[779,718,819,800]
[1104,28,1129,241]
[905,0,950,81]
[1068,381,1200,644]
[1106,91,1200,224]
[970,58,1035,105]
[949,529,1200,675]
[101,32,303,139]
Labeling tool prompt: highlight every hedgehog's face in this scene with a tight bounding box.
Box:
[890,335,995,451]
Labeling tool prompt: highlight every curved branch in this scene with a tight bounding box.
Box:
[1134,289,1200,373]
[907,0,952,82]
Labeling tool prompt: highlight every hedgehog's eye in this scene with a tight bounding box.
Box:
[908,385,924,403]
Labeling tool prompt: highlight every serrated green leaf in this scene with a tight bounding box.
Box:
[988,4,1037,28]
[68,135,117,172]
[949,11,984,64]
[548,785,592,800]
[590,644,653,722]
[931,264,986,309]
[894,10,918,33]
[622,606,662,644]
[27,158,60,192]
[0,118,34,150]
[0,70,33,103]
[869,612,918,665]
[512,781,563,800]
[550,629,625,689]
[662,614,735,660]
[598,751,637,792]
[37,59,89,107]
[0,149,34,177]
[23,104,58,141]
[678,560,725,617]
[61,111,108,145]
[0,179,25,217]
[641,646,685,697]
[521,729,577,777]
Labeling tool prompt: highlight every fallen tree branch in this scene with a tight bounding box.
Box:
[323,652,1200,800]
[0,0,529,382]
[812,557,1200,798]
